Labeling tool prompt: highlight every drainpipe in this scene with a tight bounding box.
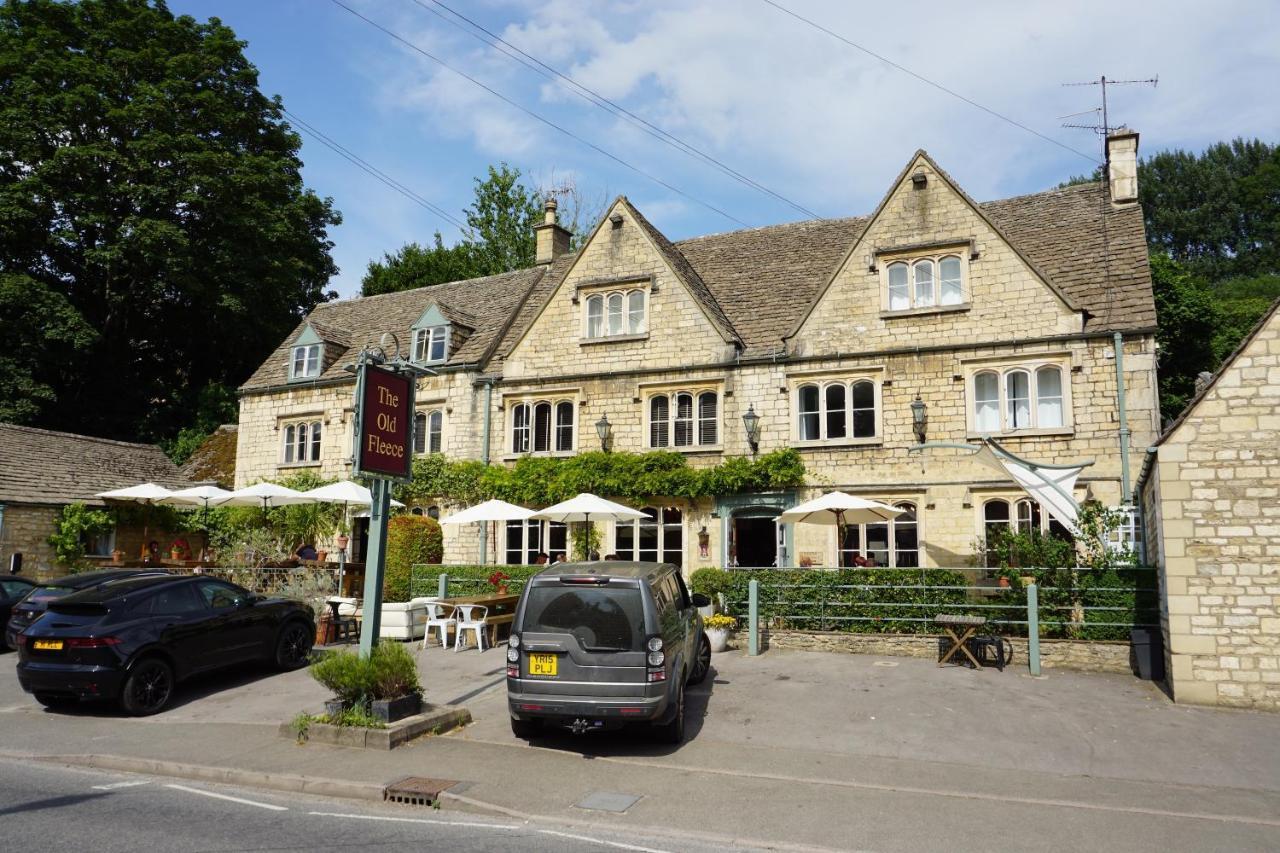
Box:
[479,380,493,565]
[1114,332,1132,504]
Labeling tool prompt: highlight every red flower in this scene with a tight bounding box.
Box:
[488,570,510,588]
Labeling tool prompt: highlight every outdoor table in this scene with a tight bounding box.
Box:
[441,592,520,645]
[935,613,987,668]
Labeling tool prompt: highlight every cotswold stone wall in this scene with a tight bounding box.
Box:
[1146,306,1280,710]
[0,504,60,580]
[763,629,1132,673]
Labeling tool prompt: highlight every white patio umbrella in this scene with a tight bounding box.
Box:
[778,492,905,567]
[531,493,646,561]
[95,483,176,559]
[212,482,315,509]
[160,485,232,560]
[442,499,536,566]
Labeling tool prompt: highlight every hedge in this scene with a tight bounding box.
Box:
[384,516,442,601]
[409,563,542,599]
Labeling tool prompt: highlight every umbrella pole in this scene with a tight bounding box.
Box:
[836,509,845,568]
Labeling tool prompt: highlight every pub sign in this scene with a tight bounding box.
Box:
[353,363,415,481]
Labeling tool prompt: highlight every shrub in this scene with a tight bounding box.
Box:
[48,503,114,568]
[690,568,733,599]
[409,564,541,598]
[309,641,421,708]
[368,640,420,699]
[384,515,443,601]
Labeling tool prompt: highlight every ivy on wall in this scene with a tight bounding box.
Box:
[396,449,806,507]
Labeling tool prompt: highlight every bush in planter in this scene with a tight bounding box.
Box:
[384,515,443,602]
[309,641,421,709]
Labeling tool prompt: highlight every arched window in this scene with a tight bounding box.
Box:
[310,421,321,460]
[673,393,694,446]
[555,402,574,451]
[825,384,846,439]
[974,371,1000,432]
[410,507,424,516]
[893,503,919,567]
[511,403,530,453]
[533,402,552,453]
[283,425,296,463]
[627,290,645,334]
[1005,369,1031,429]
[427,505,440,520]
[1036,366,1064,427]
[586,295,604,338]
[607,292,624,336]
[649,395,669,447]
[798,384,820,441]
[296,422,308,463]
[851,380,876,437]
[414,412,427,454]
[983,499,1010,567]
[840,501,920,567]
[697,392,718,445]
[913,259,935,307]
[887,262,909,311]
[939,256,963,305]
[615,507,683,567]
[426,411,442,453]
[1015,498,1041,533]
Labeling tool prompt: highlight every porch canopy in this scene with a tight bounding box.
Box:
[531,493,646,560]
[778,492,904,567]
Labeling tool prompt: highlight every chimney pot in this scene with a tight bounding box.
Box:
[534,194,571,264]
[1106,128,1139,204]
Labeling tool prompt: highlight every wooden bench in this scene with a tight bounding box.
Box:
[484,613,514,645]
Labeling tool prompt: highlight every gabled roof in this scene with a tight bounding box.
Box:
[0,423,192,506]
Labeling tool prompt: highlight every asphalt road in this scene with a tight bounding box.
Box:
[0,758,738,853]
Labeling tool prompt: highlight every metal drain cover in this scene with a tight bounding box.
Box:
[384,776,458,806]
[575,791,641,813]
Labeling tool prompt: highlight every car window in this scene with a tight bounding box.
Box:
[0,579,32,599]
[522,586,645,652]
[195,580,244,611]
[650,576,672,611]
[673,573,692,609]
[132,585,206,616]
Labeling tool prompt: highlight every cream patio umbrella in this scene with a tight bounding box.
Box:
[777,492,905,567]
[530,493,646,561]
[302,480,405,587]
[95,482,176,559]
[212,482,314,509]
[440,499,536,566]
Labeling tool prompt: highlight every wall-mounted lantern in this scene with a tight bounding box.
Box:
[742,404,761,455]
[595,414,612,452]
[910,394,928,445]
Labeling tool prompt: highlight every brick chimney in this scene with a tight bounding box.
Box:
[533,196,571,265]
[1106,128,1139,204]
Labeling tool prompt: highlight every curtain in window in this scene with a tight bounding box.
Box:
[650,395,669,447]
[428,411,442,453]
[533,402,552,452]
[429,327,447,362]
[913,260,935,307]
[825,384,847,439]
[295,423,308,462]
[1036,366,1064,427]
[1006,370,1031,428]
[310,421,321,461]
[939,256,963,305]
[627,290,645,334]
[798,384,820,440]
[607,293,624,335]
[555,402,574,451]
[888,263,909,311]
[674,393,694,446]
[851,380,875,437]
[974,372,1000,432]
[283,425,296,463]
[697,392,717,445]
[586,296,604,338]
[512,404,530,453]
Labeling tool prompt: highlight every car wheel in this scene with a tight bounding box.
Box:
[654,680,685,744]
[510,717,541,740]
[33,692,77,710]
[275,620,314,671]
[121,658,174,716]
[687,634,711,685]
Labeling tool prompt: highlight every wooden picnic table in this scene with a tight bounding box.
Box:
[935,613,987,668]
[441,592,521,645]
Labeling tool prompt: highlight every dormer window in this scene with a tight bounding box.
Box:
[290,344,321,379]
[585,288,646,339]
[413,326,448,364]
[884,254,966,312]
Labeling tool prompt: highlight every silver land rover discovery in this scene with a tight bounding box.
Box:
[506,561,711,743]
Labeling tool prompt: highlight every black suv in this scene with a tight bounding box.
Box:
[4,568,169,650]
[16,574,314,715]
[507,562,711,743]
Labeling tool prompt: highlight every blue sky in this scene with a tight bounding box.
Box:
[170,0,1280,298]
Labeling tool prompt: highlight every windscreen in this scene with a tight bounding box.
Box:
[24,585,73,606]
[521,585,645,652]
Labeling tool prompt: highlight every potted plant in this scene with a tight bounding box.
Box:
[703,613,737,653]
[309,641,423,724]
[488,570,511,595]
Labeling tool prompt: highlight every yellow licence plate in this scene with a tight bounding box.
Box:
[528,653,557,677]
[32,640,63,651]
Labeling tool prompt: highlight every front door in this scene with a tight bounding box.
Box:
[733,515,778,567]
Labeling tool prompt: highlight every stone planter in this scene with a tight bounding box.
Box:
[324,698,346,717]
[372,693,422,724]
[706,627,731,653]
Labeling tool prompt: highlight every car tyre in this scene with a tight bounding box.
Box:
[275,620,314,671]
[33,692,77,710]
[687,634,711,685]
[654,680,685,744]
[510,717,540,740]
[120,657,174,716]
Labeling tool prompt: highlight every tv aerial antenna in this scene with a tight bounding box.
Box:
[1060,75,1158,161]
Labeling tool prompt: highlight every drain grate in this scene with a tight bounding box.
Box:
[383,776,458,807]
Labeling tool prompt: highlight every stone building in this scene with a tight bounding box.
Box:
[1138,298,1280,710]
[236,135,1158,573]
[0,423,192,580]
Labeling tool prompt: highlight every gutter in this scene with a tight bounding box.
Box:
[476,378,495,565]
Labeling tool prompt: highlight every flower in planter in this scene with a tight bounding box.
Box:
[703,614,737,631]
[488,570,510,592]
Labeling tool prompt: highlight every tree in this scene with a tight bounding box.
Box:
[361,233,479,297]
[1147,254,1217,419]
[0,0,340,442]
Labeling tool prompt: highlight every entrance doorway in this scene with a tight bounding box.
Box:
[733,514,778,567]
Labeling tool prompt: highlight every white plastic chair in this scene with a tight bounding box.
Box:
[421,603,457,650]
[453,604,489,652]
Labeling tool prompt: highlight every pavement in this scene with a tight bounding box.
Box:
[3,642,1280,851]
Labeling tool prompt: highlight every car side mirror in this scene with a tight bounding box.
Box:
[238,594,257,608]
[691,593,710,608]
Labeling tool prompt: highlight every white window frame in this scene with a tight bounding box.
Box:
[882,253,967,313]
[613,506,684,566]
[980,496,1074,568]
[792,378,882,445]
[281,418,323,464]
[583,287,647,340]
[838,501,920,568]
[413,325,449,364]
[504,519,569,564]
[966,360,1071,435]
[290,343,322,380]
[647,391,720,450]
[413,409,443,455]
[508,398,576,455]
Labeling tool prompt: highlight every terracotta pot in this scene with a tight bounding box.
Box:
[998,577,1011,588]
[496,585,509,595]
[315,615,333,645]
